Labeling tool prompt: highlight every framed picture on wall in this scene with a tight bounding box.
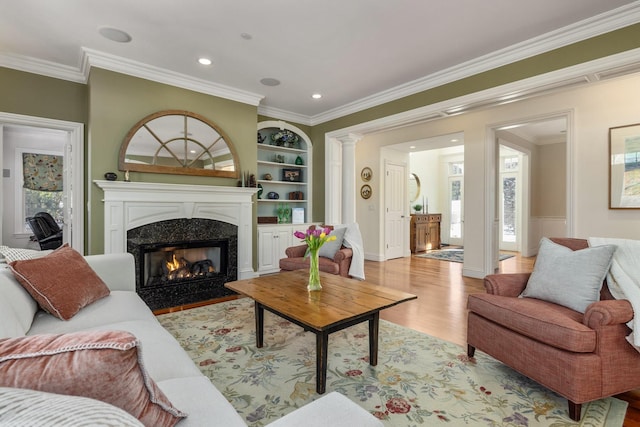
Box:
[609,123,640,209]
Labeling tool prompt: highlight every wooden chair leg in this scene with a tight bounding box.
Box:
[467,344,475,357]
[568,400,581,421]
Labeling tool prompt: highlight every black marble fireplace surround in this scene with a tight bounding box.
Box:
[127,218,238,310]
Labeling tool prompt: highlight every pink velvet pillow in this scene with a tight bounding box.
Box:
[0,330,187,426]
[9,244,110,320]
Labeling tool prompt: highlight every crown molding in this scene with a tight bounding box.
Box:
[308,1,640,126]
[81,48,264,106]
[325,47,640,139]
[0,52,86,83]
[257,105,313,126]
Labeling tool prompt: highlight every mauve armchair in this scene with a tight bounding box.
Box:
[279,226,353,277]
[467,237,640,421]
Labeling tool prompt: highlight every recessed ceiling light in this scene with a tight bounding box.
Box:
[98,26,132,43]
[409,145,416,149]
[198,58,212,65]
[240,33,253,40]
[260,77,280,87]
[451,139,459,142]
[311,93,322,99]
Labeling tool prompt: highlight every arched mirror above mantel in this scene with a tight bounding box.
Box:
[119,110,240,178]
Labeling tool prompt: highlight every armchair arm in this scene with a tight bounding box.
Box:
[584,299,634,328]
[285,244,308,258]
[333,247,353,263]
[483,273,531,297]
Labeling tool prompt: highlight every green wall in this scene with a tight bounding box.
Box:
[87,68,258,254]
[0,68,87,123]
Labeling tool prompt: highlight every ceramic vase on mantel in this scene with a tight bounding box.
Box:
[307,248,322,291]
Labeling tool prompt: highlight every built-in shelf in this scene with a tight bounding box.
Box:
[257,121,312,224]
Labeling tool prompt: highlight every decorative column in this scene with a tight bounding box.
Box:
[338,133,362,224]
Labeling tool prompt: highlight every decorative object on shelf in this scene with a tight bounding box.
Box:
[292,208,305,224]
[282,168,301,182]
[249,174,256,187]
[360,184,372,199]
[413,204,423,214]
[263,173,273,181]
[267,191,279,199]
[257,184,263,199]
[293,227,337,291]
[271,129,300,148]
[361,167,372,182]
[277,203,291,224]
[295,155,304,165]
[124,170,130,182]
[257,216,278,224]
[257,132,265,144]
[274,154,285,163]
[104,172,117,181]
[289,191,304,200]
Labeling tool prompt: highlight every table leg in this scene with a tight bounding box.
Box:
[316,331,329,394]
[255,302,264,348]
[369,312,379,366]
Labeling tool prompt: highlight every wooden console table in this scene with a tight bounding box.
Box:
[410,213,441,253]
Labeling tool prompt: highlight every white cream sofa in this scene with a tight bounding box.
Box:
[0,252,382,427]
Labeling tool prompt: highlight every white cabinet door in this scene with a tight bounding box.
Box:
[258,225,294,274]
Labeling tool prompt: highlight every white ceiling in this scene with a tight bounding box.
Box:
[0,1,637,124]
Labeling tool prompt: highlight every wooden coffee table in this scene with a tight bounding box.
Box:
[225,270,417,394]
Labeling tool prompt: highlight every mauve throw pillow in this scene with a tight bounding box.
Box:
[9,244,110,320]
[521,237,616,313]
[0,330,187,427]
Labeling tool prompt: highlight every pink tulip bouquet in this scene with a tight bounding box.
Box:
[293,227,336,290]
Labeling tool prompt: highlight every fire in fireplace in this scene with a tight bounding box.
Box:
[143,242,225,288]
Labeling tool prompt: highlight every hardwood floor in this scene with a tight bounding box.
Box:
[368,252,639,426]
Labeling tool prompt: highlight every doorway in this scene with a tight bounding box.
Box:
[0,112,84,252]
[489,113,570,268]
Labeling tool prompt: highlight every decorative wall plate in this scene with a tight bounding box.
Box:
[360,184,372,199]
[361,167,372,182]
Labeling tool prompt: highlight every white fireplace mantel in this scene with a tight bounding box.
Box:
[94,180,258,279]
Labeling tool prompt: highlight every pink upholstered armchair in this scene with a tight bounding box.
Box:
[467,238,640,421]
[278,225,353,277]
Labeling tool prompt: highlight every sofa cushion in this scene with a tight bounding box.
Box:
[157,376,247,427]
[0,330,187,426]
[467,293,597,353]
[521,237,616,313]
[319,227,347,259]
[0,387,144,426]
[9,244,110,320]
[0,267,38,339]
[27,291,158,335]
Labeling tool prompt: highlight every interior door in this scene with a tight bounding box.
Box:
[448,176,463,246]
[384,162,406,259]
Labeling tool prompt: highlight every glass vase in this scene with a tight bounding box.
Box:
[307,249,322,291]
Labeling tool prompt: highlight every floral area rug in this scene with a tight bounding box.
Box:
[156,298,626,427]
[415,249,514,263]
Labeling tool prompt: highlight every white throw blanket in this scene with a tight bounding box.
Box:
[335,223,365,280]
[589,237,640,348]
